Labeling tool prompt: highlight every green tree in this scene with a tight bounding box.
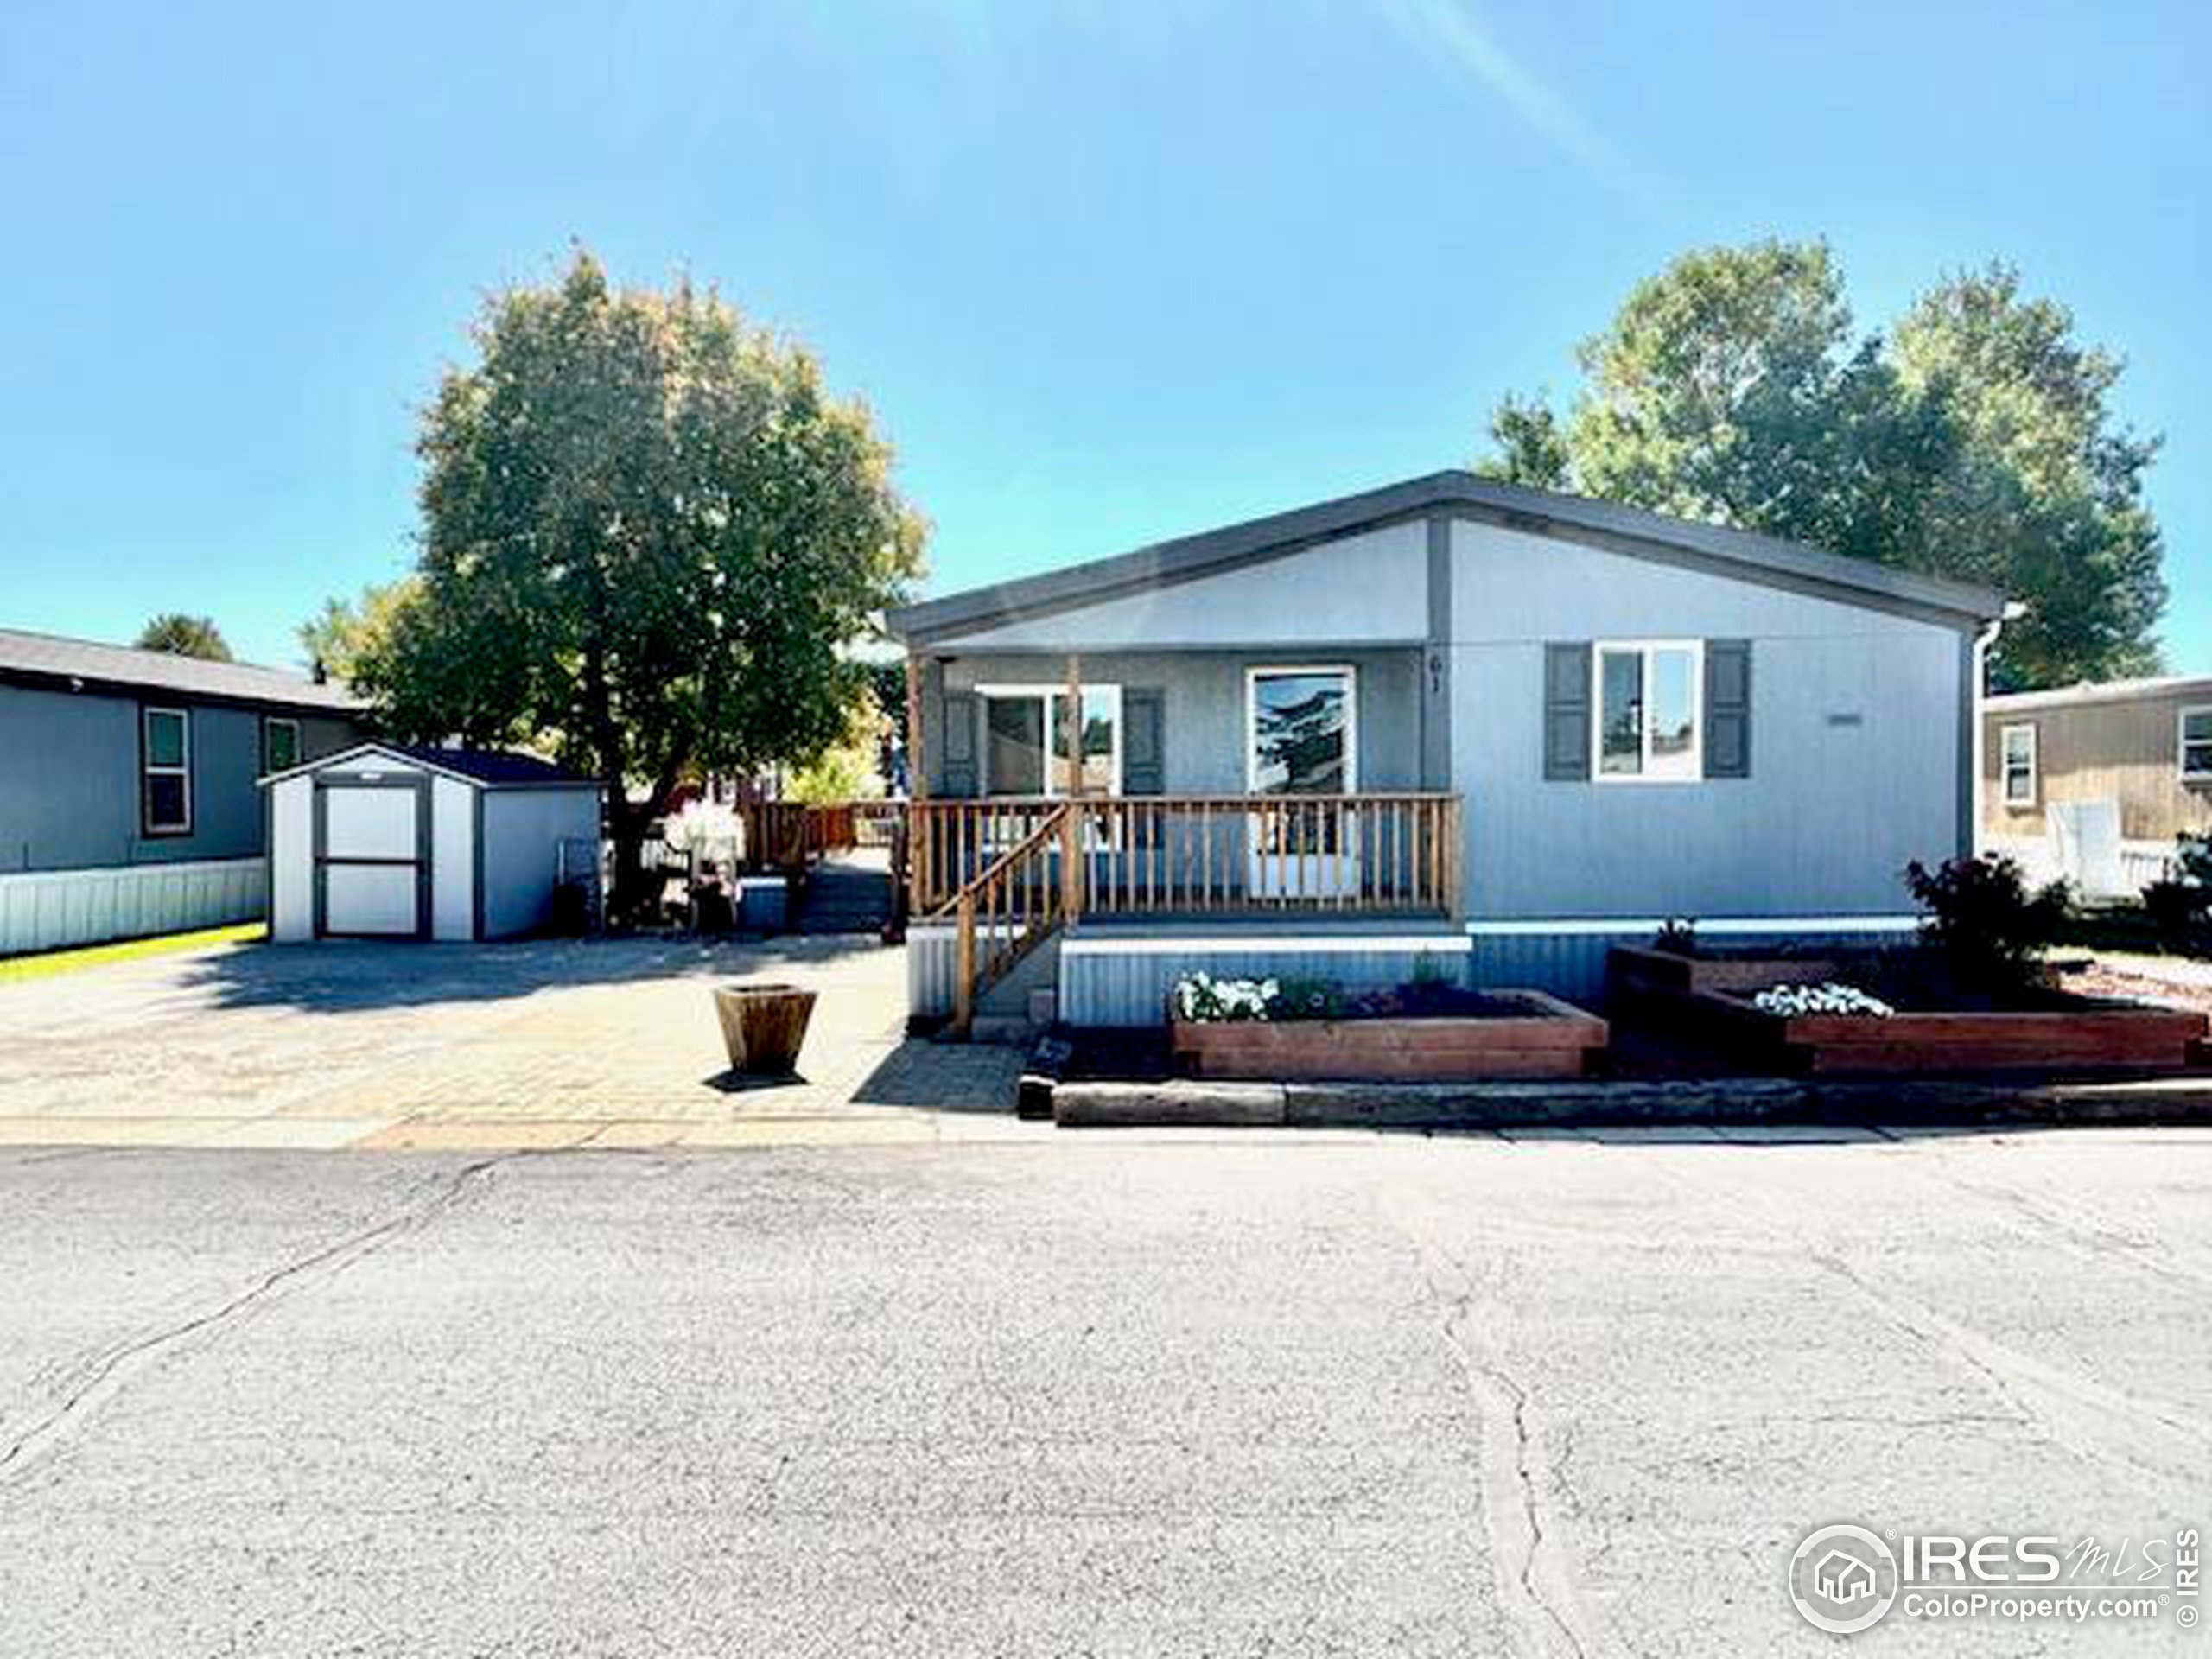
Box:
[348,251,925,913]
[1472,391,1572,489]
[1476,242,2165,687]
[297,578,419,685]
[136,613,232,661]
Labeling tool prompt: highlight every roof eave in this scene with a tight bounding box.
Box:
[884,471,2005,645]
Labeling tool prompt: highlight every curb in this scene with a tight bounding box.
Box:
[1049,1074,2212,1130]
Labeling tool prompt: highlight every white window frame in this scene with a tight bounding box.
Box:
[1245,664,1359,795]
[975,683,1123,798]
[1999,721,2039,807]
[2180,706,2212,785]
[1591,639,1703,785]
[263,715,302,775]
[142,705,193,836]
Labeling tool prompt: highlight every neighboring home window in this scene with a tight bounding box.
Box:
[1592,641,1700,782]
[1248,666,1357,795]
[142,707,193,836]
[977,685,1121,797]
[2000,722,2038,807]
[2182,707,2212,783]
[264,716,302,774]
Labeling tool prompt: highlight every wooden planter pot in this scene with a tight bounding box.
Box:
[1694,990,2209,1075]
[1172,991,1606,1082]
[714,982,817,1076]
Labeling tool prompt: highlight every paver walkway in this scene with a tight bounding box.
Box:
[0,936,1033,1151]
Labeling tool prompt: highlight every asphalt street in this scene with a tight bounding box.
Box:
[2,1128,2207,1656]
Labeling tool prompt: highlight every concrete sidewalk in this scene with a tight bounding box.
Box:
[0,935,1034,1152]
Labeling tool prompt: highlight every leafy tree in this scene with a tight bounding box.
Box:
[785,690,888,804]
[1473,391,1572,489]
[346,251,925,914]
[297,578,418,684]
[136,613,232,661]
[1476,241,2165,687]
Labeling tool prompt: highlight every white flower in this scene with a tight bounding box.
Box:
[1752,982,1893,1018]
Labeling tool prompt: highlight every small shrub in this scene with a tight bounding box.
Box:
[2178,831,2212,889]
[1171,973,1278,1023]
[2143,833,2212,954]
[1268,977,1346,1021]
[1653,918,1699,957]
[1902,855,2071,997]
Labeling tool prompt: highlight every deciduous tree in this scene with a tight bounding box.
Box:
[338,251,925,914]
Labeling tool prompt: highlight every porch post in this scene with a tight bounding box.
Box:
[1062,652,1084,921]
[905,652,926,919]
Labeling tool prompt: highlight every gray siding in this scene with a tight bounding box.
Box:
[0,683,359,874]
[479,786,601,938]
[925,649,1425,796]
[1448,519,1965,918]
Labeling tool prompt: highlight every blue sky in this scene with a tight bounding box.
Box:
[2,1,2204,672]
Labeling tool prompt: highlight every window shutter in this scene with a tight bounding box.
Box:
[1704,639,1751,779]
[940,690,978,797]
[1122,689,1165,795]
[1543,643,1592,780]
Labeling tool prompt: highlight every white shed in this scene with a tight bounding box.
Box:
[260,743,602,943]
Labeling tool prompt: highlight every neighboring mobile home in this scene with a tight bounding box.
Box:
[1981,675,2212,897]
[0,627,363,954]
[885,472,2005,1028]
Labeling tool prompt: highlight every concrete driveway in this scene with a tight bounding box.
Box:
[0,937,1027,1150]
[2,1131,2206,1655]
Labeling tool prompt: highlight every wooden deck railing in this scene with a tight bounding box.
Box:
[950,804,1077,1034]
[914,793,1461,921]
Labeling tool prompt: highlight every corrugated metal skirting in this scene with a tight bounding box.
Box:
[1467,924,1920,1003]
[0,857,267,957]
[1061,939,1471,1027]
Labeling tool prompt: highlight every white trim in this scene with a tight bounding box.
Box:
[1245,663,1359,794]
[2181,705,2212,783]
[1062,932,1470,957]
[142,704,193,835]
[975,682,1123,798]
[1986,674,2212,714]
[1463,915,1921,938]
[1591,639,1703,785]
[1999,721,2038,807]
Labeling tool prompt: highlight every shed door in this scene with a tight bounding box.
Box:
[318,782,428,938]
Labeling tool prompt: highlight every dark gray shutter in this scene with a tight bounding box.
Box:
[1122,689,1165,795]
[941,690,978,797]
[1543,643,1592,781]
[1704,640,1751,779]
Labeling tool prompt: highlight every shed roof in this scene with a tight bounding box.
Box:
[885,470,2007,643]
[0,625,361,713]
[258,741,600,790]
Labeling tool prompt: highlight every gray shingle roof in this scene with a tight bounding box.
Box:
[0,626,361,712]
[391,746,594,785]
[886,470,2007,642]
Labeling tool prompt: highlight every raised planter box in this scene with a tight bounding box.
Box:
[1694,989,2209,1075]
[1606,943,1845,1002]
[1171,989,1606,1082]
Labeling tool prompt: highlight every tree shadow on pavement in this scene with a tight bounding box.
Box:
[180,933,892,1014]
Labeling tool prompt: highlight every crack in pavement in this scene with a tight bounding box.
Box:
[0,1154,514,1488]
[1382,1189,1616,1659]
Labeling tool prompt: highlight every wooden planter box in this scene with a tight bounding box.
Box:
[1172,990,1606,1082]
[1694,989,2209,1075]
[1606,943,1846,1003]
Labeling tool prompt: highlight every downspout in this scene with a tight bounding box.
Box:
[1965,606,2021,857]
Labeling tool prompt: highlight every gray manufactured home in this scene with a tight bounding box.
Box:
[0,627,363,954]
[885,472,2005,1027]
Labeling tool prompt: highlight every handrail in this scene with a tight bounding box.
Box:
[947,803,1074,1036]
